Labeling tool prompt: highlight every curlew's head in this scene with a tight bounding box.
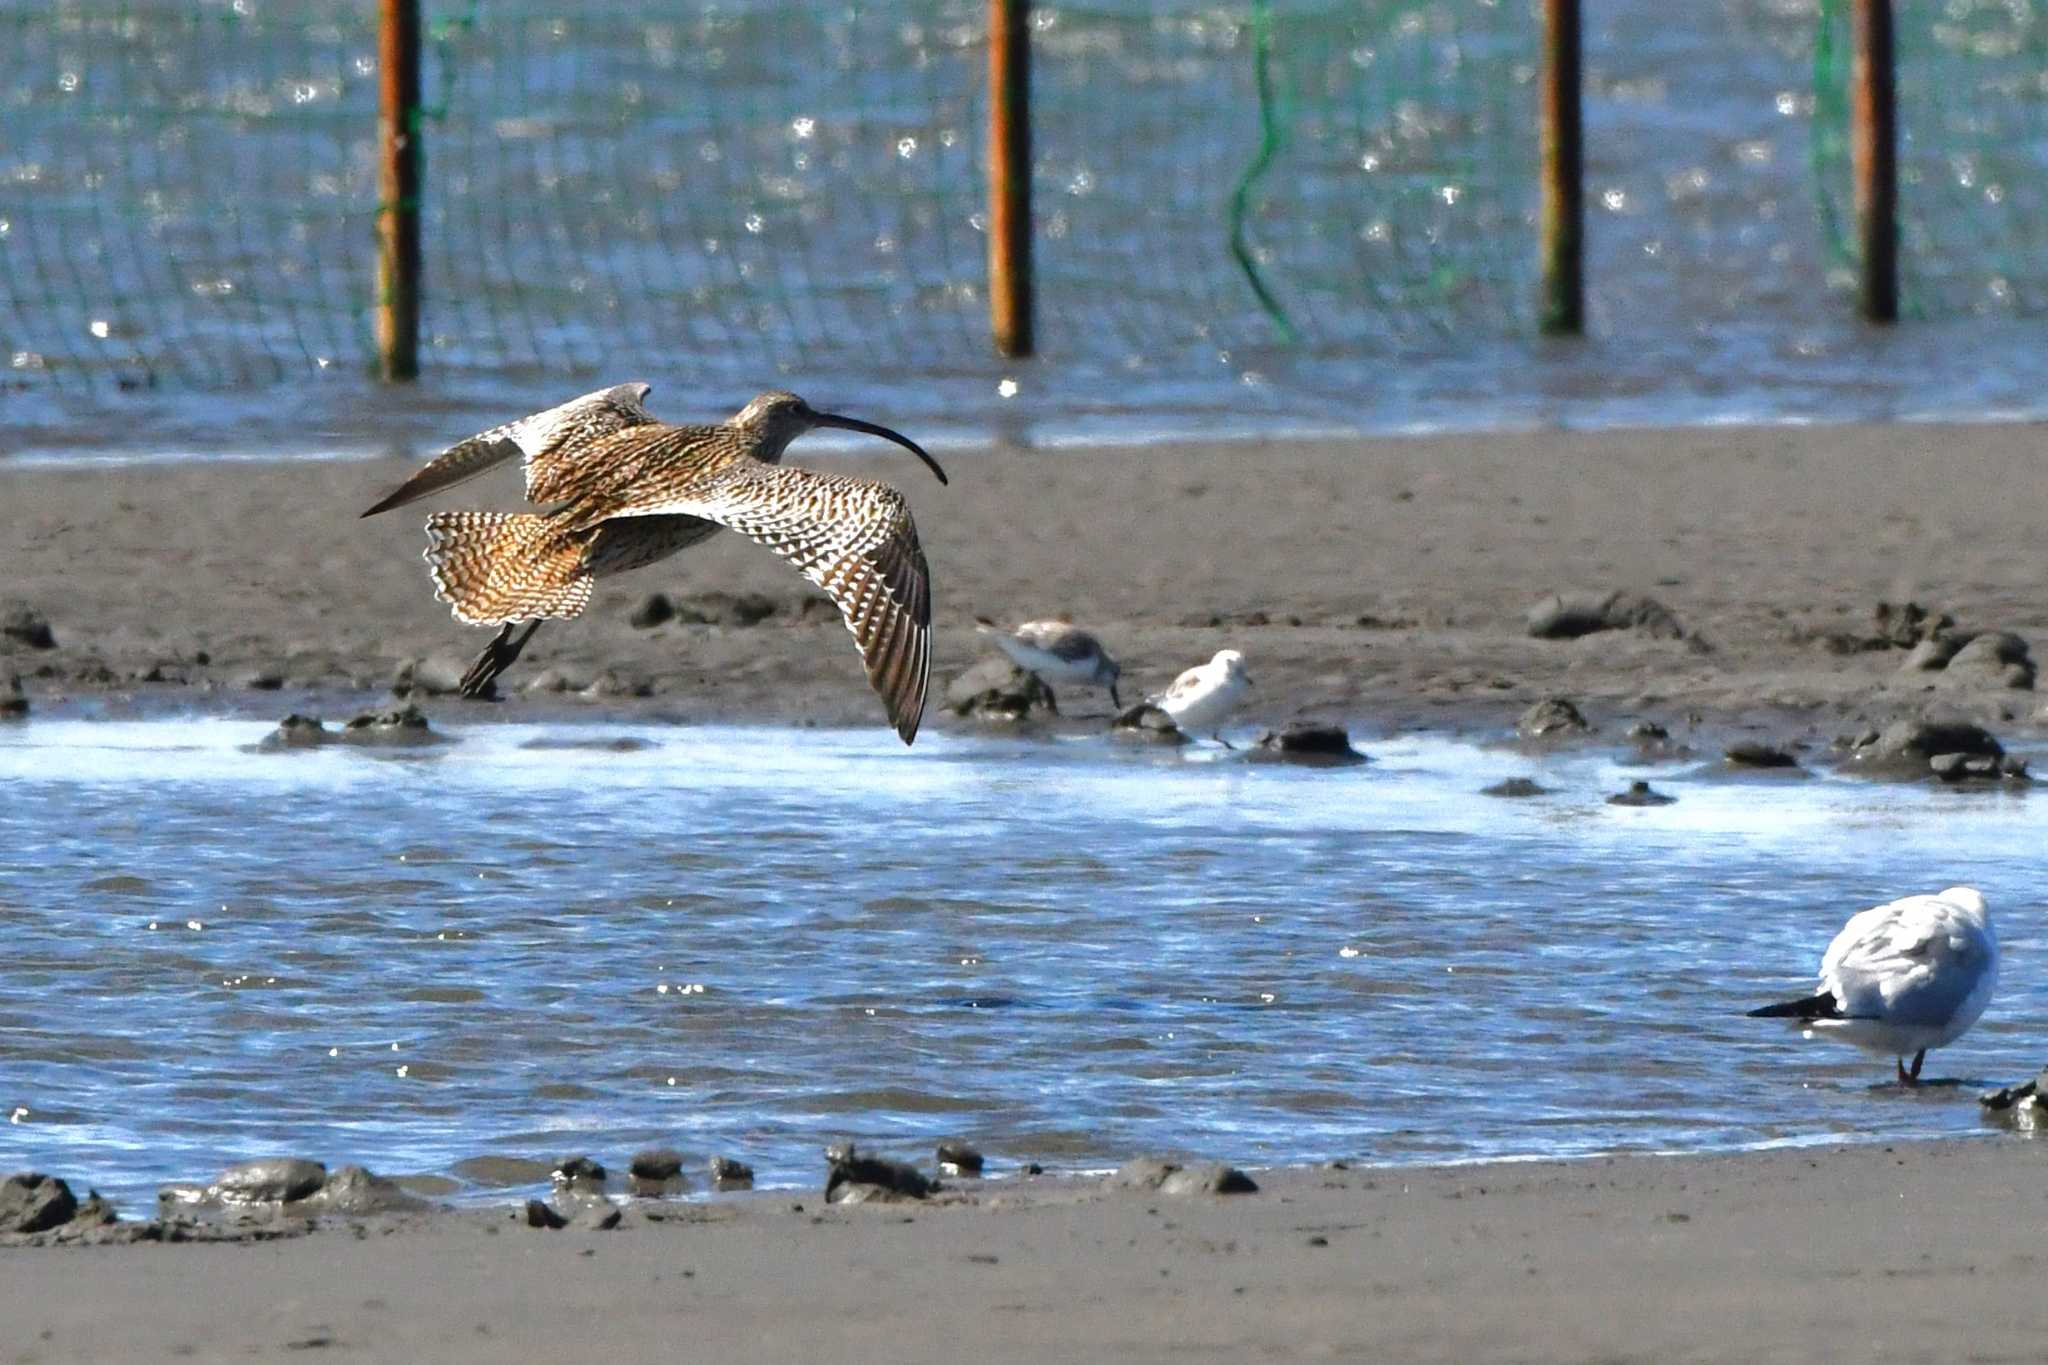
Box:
[730,390,948,485]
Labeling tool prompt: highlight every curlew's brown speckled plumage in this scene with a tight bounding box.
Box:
[361,387,947,744]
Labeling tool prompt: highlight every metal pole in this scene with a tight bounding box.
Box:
[376,0,422,379]
[1851,0,1898,322]
[1538,0,1583,335]
[987,0,1034,357]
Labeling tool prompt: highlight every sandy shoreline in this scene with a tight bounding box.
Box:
[3,420,2046,748]
[7,420,2048,1359]
[5,1138,2044,1362]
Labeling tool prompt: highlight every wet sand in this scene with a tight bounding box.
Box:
[6,421,2047,1357]
[4,419,2046,743]
[7,1140,2045,1362]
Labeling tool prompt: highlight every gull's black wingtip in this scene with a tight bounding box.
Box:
[1747,991,1839,1020]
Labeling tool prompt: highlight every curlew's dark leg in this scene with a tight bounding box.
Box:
[459,621,541,700]
[1214,731,1237,750]
[1108,681,1122,709]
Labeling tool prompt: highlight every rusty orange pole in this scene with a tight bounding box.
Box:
[376,0,422,379]
[987,0,1033,357]
[1851,0,1898,322]
[1538,0,1583,335]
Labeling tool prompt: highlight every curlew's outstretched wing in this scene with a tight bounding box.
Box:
[361,382,658,518]
[576,463,933,745]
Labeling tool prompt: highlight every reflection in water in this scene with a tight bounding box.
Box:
[0,719,2040,1206]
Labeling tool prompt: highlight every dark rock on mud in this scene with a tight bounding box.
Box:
[1110,1158,1258,1197]
[258,714,330,749]
[1928,752,2030,784]
[391,655,475,698]
[582,668,654,699]
[710,1156,755,1190]
[1517,697,1589,739]
[1846,718,2022,781]
[213,1157,328,1205]
[523,664,590,694]
[1935,632,2035,690]
[1525,591,1684,641]
[265,706,445,750]
[1980,1067,2048,1131]
[1481,777,1549,798]
[936,1141,985,1177]
[343,704,442,744]
[1608,780,1676,807]
[1873,601,1954,648]
[1724,741,1802,770]
[451,1155,556,1188]
[674,590,780,627]
[1,604,57,650]
[824,1142,935,1203]
[235,664,286,690]
[1110,701,1189,745]
[303,1165,429,1216]
[947,658,1057,722]
[1899,637,1961,672]
[1250,722,1367,766]
[1,674,26,720]
[523,1198,568,1230]
[628,1149,685,1182]
[1,1172,79,1233]
[552,1156,608,1193]
[628,592,677,628]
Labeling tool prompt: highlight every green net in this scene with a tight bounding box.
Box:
[1,1,1538,392]
[1812,0,2048,317]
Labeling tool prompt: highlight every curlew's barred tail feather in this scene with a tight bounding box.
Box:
[424,512,595,626]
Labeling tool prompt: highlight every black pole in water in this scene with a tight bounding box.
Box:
[376,0,422,379]
[1851,0,1899,323]
[1539,0,1584,335]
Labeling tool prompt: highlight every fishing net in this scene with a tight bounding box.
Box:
[1811,0,2048,317]
[1,1,1538,392]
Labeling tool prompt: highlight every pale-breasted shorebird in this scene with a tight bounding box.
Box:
[972,617,1122,709]
[361,386,947,744]
[1749,887,1996,1086]
[1150,649,1253,745]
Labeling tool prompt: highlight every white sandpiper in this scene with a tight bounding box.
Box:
[1149,649,1253,746]
[1748,886,1997,1085]
[973,617,1122,709]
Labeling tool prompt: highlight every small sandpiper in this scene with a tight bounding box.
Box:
[973,617,1122,709]
[1150,649,1253,746]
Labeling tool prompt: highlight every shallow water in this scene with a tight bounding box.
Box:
[6,0,2048,461]
[0,717,2040,1207]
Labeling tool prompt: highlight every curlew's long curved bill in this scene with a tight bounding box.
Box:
[810,412,948,486]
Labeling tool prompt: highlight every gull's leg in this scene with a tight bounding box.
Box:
[1214,730,1237,751]
[1908,1050,1925,1082]
[459,620,542,699]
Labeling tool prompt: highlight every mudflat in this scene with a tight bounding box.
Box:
[6,1141,2045,1363]
[3,420,2044,741]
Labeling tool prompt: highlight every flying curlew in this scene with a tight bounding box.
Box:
[1748,886,1997,1086]
[362,385,947,744]
[973,617,1122,710]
